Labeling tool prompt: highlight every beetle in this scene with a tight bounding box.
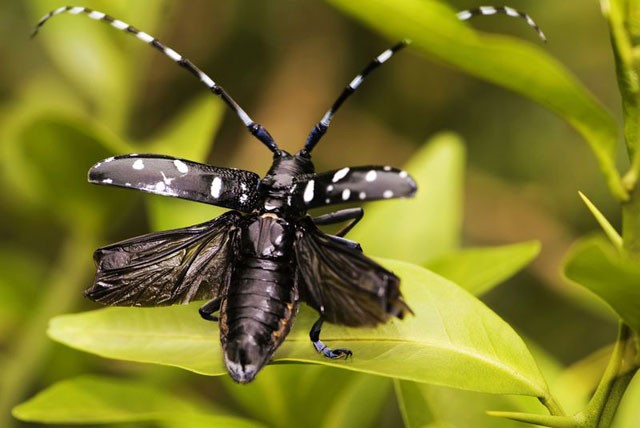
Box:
[34,5,545,383]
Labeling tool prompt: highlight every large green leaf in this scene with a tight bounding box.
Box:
[12,375,263,427]
[427,241,540,296]
[350,132,465,263]
[142,95,224,162]
[49,259,550,398]
[395,381,548,428]
[222,365,391,428]
[328,0,624,199]
[563,236,640,333]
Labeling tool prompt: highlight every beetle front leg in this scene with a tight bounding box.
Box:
[309,316,352,359]
[199,297,221,322]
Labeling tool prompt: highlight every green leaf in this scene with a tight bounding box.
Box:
[613,371,640,428]
[143,95,224,162]
[426,241,540,296]
[147,197,228,232]
[395,381,548,428]
[564,236,640,333]
[12,375,263,427]
[49,260,551,398]
[350,132,465,263]
[578,191,623,249]
[222,366,391,428]
[0,248,46,338]
[1,113,134,228]
[328,0,625,199]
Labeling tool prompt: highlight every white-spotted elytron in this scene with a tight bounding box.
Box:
[34,5,545,383]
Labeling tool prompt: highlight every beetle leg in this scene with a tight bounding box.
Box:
[309,316,352,359]
[199,297,221,322]
[326,235,362,252]
[312,207,363,237]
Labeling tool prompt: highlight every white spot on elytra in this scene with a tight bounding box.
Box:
[342,189,351,201]
[359,191,366,200]
[327,184,334,192]
[101,178,113,184]
[68,6,84,14]
[365,170,377,182]
[325,198,330,204]
[210,177,222,198]
[399,170,408,178]
[457,10,472,20]
[125,182,132,187]
[155,182,166,192]
[383,190,394,199]
[161,172,175,185]
[383,166,392,171]
[240,194,248,204]
[303,180,315,203]
[173,159,188,174]
[132,159,144,170]
[104,156,115,163]
[332,167,350,183]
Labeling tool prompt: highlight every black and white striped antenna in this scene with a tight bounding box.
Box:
[457,6,547,42]
[303,5,545,154]
[303,41,408,154]
[32,6,282,155]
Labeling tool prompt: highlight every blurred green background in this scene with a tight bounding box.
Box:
[0,0,624,426]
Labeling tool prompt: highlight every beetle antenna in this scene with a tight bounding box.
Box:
[303,40,408,154]
[457,6,547,42]
[32,6,281,155]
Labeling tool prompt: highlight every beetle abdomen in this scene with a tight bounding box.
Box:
[220,215,298,383]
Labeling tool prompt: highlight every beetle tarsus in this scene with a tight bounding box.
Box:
[310,317,353,359]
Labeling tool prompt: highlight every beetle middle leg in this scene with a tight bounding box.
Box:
[309,316,352,359]
[313,208,363,251]
[199,297,221,322]
[312,207,363,237]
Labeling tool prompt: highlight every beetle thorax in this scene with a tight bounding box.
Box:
[260,151,314,215]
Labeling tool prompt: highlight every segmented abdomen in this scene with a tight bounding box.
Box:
[219,214,298,383]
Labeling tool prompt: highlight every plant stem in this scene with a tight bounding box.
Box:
[538,396,567,418]
[622,185,640,256]
[0,231,95,427]
[582,323,638,427]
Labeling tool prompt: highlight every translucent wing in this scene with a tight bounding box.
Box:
[294,166,416,210]
[294,218,411,326]
[86,211,242,306]
[89,154,261,212]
